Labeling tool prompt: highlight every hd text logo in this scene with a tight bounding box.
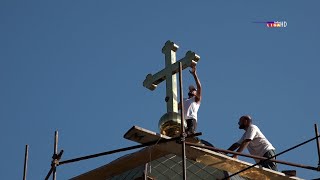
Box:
[267,21,287,28]
[253,21,287,28]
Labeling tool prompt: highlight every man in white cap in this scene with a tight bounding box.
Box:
[179,65,202,135]
[227,115,278,171]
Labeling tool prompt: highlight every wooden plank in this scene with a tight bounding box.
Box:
[126,126,303,180]
[124,126,171,144]
[124,125,200,144]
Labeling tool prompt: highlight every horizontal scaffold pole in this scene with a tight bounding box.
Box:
[59,132,202,166]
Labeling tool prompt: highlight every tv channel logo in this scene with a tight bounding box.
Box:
[253,21,287,28]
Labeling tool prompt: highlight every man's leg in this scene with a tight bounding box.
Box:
[192,119,197,133]
[261,150,278,171]
[186,119,193,135]
[186,119,197,134]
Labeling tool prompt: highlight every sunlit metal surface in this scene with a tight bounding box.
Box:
[158,112,186,137]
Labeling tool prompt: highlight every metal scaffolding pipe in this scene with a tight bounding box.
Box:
[178,62,187,180]
[221,134,320,180]
[185,142,319,171]
[45,167,54,180]
[23,145,29,180]
[58,132,202,166]
[315,124,320,166]
[53,131,58,180]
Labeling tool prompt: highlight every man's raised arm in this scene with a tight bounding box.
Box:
[190,65,201,103]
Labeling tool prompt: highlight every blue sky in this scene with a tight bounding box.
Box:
[1,1,319,179]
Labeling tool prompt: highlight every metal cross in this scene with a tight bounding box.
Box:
[143,40,200,113]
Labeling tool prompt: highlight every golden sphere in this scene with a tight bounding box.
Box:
[158,112,186,137]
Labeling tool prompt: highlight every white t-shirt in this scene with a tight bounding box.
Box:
[183,97,200,121]
[237,124,275,157]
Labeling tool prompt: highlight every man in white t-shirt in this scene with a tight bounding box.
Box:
[227,115,278,171]
[179,65,201,135]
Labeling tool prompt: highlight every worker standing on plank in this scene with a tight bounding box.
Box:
[179,64,202,135]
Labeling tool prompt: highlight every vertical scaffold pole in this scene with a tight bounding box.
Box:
[314,124,320,166]
[53,131,58,180]
[23,144,29,180]
[179,62,187,180]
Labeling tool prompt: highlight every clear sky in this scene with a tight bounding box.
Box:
[1,1,319,179]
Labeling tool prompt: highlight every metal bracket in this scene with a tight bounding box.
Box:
[52,150,64,167]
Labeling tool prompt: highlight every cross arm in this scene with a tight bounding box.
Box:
[143,51,200,91]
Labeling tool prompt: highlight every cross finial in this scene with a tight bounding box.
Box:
[143,40,200,113]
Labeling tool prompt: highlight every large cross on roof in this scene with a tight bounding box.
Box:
[143,40,200,113]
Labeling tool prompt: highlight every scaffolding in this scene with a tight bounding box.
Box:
[21,124,320,180]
